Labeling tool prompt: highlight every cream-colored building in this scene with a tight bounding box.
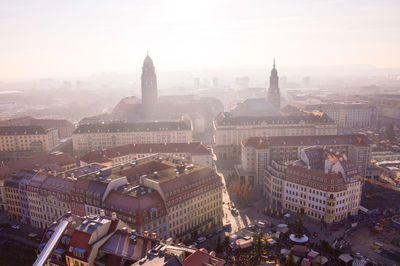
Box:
[213,111,337,160]
[72,121,193,156]
[0,125,59,160]
[291,102,377,129]
[137,157,224,242]
[283,147,362,223]
[239,134,371,190]
[39,174,75,227]
[27,171,48,229]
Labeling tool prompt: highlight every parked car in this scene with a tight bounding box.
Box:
[197,236,207,243]
[11,225,21,230]
[256,221,266,228]
[1,223,11,228]
[190,242,198,247]
[247,224,256,231]
[329,225,339,231]
[223,223,231,230]
[207,233,214,239]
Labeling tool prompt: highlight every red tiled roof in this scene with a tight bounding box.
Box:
[286,165,347,192]
[183,250,225,266]
[80,142,210,164]
[66,231,92,262]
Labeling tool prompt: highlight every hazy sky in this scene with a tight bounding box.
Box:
[1,0,399,79]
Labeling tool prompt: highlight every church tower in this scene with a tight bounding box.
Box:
[141,53,158,106]
[267,59,280,108]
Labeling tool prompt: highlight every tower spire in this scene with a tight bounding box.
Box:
[273,58,275,69]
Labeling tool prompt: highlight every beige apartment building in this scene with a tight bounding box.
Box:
[0,125,59,160]
[213,111,337,160]
[138,158,224,242]
[283,147,362,223]
[72,121,193,156]
[238,134,371,191]
[291,102,377,130]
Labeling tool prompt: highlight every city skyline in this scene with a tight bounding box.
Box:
[1,0,400,79]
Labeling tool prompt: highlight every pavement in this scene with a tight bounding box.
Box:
[0,210,43,249]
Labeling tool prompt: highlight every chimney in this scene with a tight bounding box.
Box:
[111,212,117,220]
[176,165,186,174]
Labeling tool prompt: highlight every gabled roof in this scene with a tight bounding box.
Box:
[183,249,225,266]
[73,121,190,134]
[65,230,92,262]
[99,230,157,261]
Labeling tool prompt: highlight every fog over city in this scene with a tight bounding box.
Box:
[1,1,400,266]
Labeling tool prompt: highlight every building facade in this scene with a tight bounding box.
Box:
[103,185,168,240]
[240,134,371,191]
[291,102,377,130]
[214,111,337,160]
[283,147,362,223]
[139,159,224,242]
[72,121,193,156]
[0,125,59,161]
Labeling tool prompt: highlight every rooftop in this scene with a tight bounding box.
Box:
[242,134,371,149]
[80,142,211,164]
[0,125,48,135]
[73,120,191,134]
[215,111,334,127]
[76,215,112,234]
[99,229,157,262]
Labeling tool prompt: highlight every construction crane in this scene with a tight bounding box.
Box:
[359,176,400,192]
[33,219,70,266]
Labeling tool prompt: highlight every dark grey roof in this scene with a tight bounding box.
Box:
[0,125,47,135]
[215,111,334,126]
[73,121,190,134]
[86,180,108,195]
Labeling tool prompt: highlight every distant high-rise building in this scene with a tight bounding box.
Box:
[302,76,311,87]
[141,53,158,105]
[235,76,250,89]
[267,59,280,108]
[212,76,219,88]
[194,77,200,90]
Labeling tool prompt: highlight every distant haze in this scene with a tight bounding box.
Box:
[1,0,400,80]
